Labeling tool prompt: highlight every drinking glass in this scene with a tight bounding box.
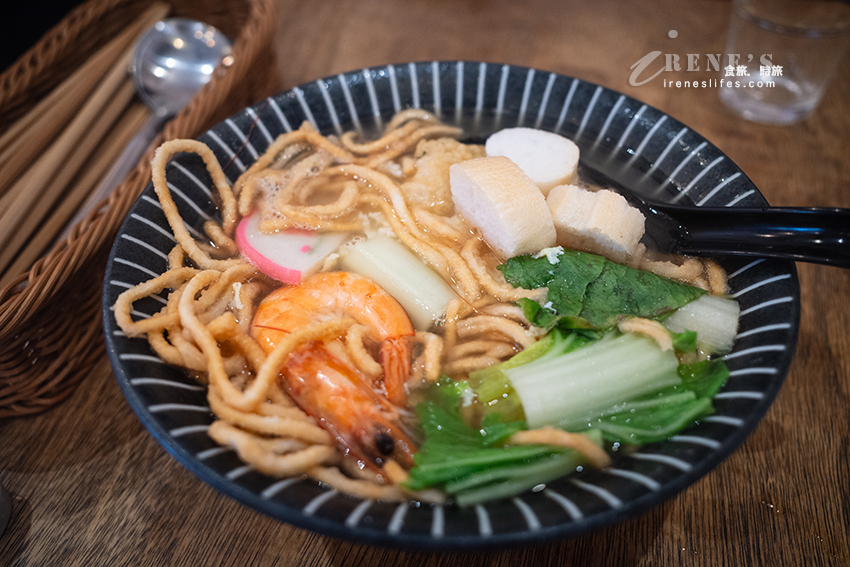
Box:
[719,0,850,125]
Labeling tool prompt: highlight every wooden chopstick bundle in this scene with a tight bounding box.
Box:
[0,2,170,283]
[0,3,170,199]
[0,51,137,270]
[0,80,136,278]
[0,103,150,288]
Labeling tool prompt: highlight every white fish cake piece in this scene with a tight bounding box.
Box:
[547,184,645,263]
[485,127,580,195]
[450,156,556,260]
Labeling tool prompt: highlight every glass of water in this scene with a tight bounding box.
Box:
[719,0,850,125]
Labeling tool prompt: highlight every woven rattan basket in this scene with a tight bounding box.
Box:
[0,0,280,418]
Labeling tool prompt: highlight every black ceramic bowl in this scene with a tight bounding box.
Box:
[102,61,800,550]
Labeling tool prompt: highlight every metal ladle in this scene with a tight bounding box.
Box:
[67,18,232,228]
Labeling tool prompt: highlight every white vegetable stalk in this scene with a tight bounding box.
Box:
[338,235,459,330]
[663,295,740,354]
[506,333,681,430]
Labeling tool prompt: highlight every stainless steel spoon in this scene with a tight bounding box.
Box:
[66,18,232,229]
[580,164,850,268]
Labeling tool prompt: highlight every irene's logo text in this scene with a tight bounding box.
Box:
[629,30,781,88]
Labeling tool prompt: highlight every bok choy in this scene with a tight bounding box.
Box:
[406,248,735,505]
[404,379,603,506]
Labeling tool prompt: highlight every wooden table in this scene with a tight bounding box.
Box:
[2,0,849,564]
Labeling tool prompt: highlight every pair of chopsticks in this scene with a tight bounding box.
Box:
[0,2,171,290]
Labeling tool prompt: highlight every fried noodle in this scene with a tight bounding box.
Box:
[114,114,718,501]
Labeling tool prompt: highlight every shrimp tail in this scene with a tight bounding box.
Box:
[380,336,412,407]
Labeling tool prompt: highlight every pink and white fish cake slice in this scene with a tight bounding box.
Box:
[236,213,349,284]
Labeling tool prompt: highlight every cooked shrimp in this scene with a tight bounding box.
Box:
[251,271,416,470]
[283,341,416,469]
[251,271,415,405]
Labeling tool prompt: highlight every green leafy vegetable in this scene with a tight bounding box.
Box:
[478,413,525,447]
[580,261,706,328]
[588,356,730,444]
[498,251,605,317]
[451,447,590,507]
[404,378,602,505]
[499,250,706,330]
[422,376,472,416]
[671,329,698,352]
[516,297,560,328]
[678,359,730,399]
[594,396,713,444]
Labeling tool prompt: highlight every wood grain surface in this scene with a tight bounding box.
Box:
[2,0,849,565]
